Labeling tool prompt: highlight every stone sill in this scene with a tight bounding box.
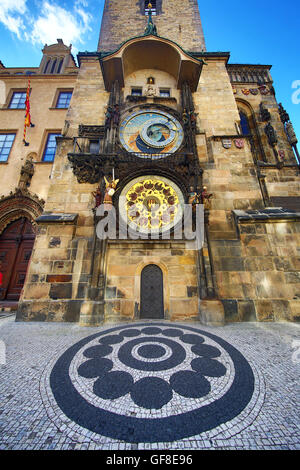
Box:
[36,212,78,224]
[232,207,300,224]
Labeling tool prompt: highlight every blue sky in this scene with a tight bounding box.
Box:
[0,0,299,145]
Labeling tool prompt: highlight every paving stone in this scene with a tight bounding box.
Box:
[0,316,299,449]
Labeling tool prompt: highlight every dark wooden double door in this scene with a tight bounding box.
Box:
[140,264,164,319]
[0,218,35,301]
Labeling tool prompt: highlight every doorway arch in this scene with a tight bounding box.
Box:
[140,264,164,319]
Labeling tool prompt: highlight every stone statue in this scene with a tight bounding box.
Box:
[286,122,298,146]
[19,155,35,188]
[113,104,120,127]
[145,84,156,97]
[182,109,189,128]
[264,123,278,147]
[105,106,113,129]
[144,3,157,36]
[91,186,102,208]
[200,186,213,210]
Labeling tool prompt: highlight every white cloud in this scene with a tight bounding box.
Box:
[0,0,27,38]
[0,0,93,51]
[28,2,92,50]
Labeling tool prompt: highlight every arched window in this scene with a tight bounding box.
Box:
[239,111,250,135]
[57,58,64,74]
[50,59,57,74]
[44,59,51,74]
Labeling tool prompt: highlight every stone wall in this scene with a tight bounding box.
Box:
[98,0,206,52]
[103,241,199,323]
[211,220,300,323]
[0,75,77,200]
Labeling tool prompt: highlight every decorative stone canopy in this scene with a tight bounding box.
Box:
[0,188,44,235]
[80,35,204,92]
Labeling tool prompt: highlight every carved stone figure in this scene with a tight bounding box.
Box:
[105,106,113,129]
[19,155,35,188]
[113,104,120,127]
[278,103,290,124]
[286,122,298,146]
[145,84,156,97]
[264,123,278,147]
[144,3,157,36]
[200,186,213,210]
[91,186,102,208]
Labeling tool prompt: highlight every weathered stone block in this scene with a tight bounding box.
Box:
[200,300,225,326]
[49,283,72,299]
[238,300,257,322]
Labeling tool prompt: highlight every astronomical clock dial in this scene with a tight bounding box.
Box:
[119,109,184,156]
[118,176,185,234]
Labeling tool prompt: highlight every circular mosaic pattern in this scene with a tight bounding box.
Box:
[49,323,256,443]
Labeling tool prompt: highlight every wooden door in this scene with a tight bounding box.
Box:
[140,264,164,319]
[0,218,35,301]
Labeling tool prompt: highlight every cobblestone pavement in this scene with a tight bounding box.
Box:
[0,315,299,450]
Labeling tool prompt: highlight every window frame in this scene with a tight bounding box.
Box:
[5,88,30,110]
[51,88,73,110]
[131,87,143,97]
[239,111,251,136]
[41,131,61,163]
[159,88,171,98]
[0,132,16,163]
[8,91,27,109]
[56,91,73,109]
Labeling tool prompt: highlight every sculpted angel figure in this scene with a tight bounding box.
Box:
[103,176,119,209]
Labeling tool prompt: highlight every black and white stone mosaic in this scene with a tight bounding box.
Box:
[45,322,261,443]
[2,318,300,449]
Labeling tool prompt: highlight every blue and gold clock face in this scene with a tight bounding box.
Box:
[119,109,184,156]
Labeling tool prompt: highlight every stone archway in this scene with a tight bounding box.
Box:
[0,188,44,236]
[140,264,164,319]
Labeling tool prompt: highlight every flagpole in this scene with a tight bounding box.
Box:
[23,79,34,146]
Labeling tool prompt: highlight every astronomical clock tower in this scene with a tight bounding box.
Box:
[17,1,300,325]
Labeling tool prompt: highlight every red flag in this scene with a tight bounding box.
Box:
[23,80,31,145]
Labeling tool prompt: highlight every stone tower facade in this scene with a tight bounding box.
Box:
[98,0,206,52]
[1,1,299,325]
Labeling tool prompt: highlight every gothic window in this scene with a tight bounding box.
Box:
[0,134,16,162]
[42,133,61,162]
[239,111,250,135]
